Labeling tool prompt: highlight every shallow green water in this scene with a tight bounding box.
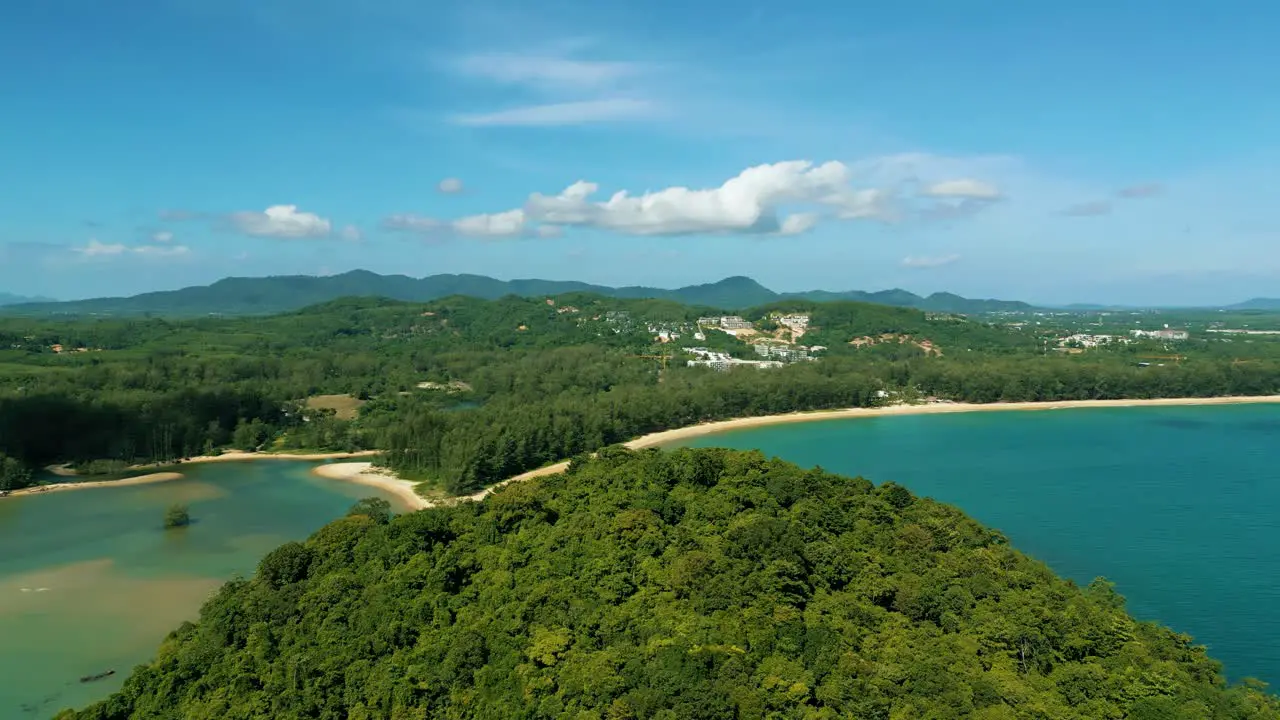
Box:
[677,404,1280,686]
[0,460,405,717]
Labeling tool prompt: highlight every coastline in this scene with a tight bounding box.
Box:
[8,397,1278,504]
[5,451,381,501]
[4,472,185,498]
[309,462,429,511]
[490,395,1280,499]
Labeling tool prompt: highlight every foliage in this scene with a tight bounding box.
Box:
[347,497,393,525]
[163,504,190,529]
[0,452,32,492]
[60,448,1280,719]
[0,271,1035,318]
[2,294,1279,499]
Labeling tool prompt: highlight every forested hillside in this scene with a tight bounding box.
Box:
[3,293,1279,496]
[59,448,1280,719]
[0,270,1033,317]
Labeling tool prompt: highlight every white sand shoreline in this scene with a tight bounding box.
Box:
[309,462,429,510]
[5,451,381,501]
[488,395,1280,502]
[7,396,1278,504]
[4,472,185,498]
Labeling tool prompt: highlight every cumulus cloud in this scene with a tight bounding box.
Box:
[437,177,464,194]
[923,178,1002,200]
[777,213,819,236]
[901,254,961,269]
[1117,183,1163,198]
[525,160,850,235]
[228,205,331,239]
[1063,200,1113,217]
[382,158,1000,240]
[340,225,363,242]
[151,230,174,243]
[383,211,526,239]
[453,209,526,237]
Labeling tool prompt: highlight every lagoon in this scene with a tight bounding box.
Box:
[0,460,405,717]
[676,403,1280,686]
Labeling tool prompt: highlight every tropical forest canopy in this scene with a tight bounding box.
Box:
[1,292,1279,497]
[59,448,1280,719]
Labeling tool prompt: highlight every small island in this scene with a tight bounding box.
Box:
[163,504,191,529]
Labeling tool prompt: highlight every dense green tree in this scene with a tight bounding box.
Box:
[163,504,190,529]
[57,448,1280,719]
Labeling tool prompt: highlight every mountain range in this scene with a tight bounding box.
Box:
[0,271,1035,317]
[0,292,55,307]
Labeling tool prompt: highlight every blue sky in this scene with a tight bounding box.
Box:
[2,0,1278,305]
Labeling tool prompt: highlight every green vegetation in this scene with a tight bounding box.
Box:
[59,448,1280,719]
[0,270,1032,317]
[1,293,1279,499]
[163,504,190,529]
[346,497,393,525]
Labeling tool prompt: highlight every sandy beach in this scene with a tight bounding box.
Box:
[6,451,383,501]
[489,395,1280,499]
[309,462,430,510]
[4,472,185,498]
[8,396,1279,504]
[154,449,382,467]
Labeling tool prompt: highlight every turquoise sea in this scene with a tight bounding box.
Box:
[0,460,406,717]
[676,403,1280,687]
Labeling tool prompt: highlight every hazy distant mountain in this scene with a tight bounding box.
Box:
[1228,298,1280,310]
[0,270,1036,317]
[0,292,54,306]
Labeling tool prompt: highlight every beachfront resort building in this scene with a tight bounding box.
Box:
[1131,328,1190,341]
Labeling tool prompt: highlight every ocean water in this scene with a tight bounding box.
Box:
[677,404,1280,686]
[0,460,406,717]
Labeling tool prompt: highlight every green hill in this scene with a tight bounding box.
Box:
[0,270,1035,317]
[60,447,1280,719]
[0,292,54,306]
[1230,298,1280,311]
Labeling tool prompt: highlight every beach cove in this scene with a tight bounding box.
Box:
[671,401,1280,686]
[0,459,410,717]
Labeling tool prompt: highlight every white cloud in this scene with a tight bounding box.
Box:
[453,53,646,91]
[777,213,819,236]
[536,225,564,238]
[133,244,191,257]
[823,188,895,221]
[73,239,190,259]
[901,254,961,269]
[381,157,1002,241]
[453,209,526,237]
[228,205,331,238]
[923,178,1002,200]
[437,177,464,194]
[452,99,657,127]
[382,214,442,233]
[74,239,127,257]
[526,160,850,235]
[444,45,659,128]
[151,230,174,243]
[340,225,363,242]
